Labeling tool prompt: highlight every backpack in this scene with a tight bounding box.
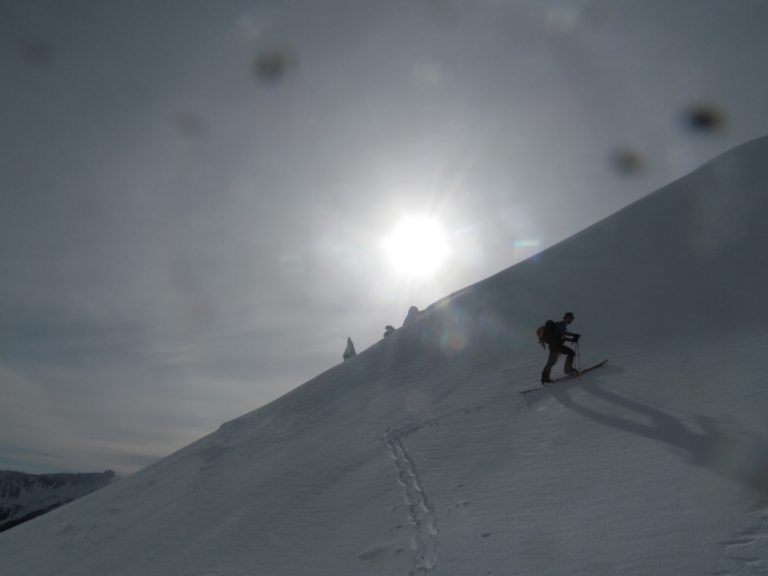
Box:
[536,320,556,347]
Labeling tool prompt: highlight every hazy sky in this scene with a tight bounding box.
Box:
[3,0,768,475]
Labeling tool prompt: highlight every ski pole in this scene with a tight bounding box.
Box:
[576,341,582,371]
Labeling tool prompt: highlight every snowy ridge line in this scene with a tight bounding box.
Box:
[387,434,438,575]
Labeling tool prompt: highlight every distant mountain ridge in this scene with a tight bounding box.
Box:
[0,469,116,533]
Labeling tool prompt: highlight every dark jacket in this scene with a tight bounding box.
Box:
[553,321,578,344]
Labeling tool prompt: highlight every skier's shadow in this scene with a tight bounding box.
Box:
[548,379,768,496]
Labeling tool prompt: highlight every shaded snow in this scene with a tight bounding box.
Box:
[1,136,768,575]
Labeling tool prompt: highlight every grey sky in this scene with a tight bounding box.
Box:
[2,0,768,474]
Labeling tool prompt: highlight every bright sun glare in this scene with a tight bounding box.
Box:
[382,215,450,279]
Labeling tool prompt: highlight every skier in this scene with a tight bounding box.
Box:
[541,312,581,384]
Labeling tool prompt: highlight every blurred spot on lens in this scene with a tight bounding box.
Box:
[18,39,54,69]
[684,104,726,134]
[174,112,207,140]
[611,148,645,176]
[252,47,297,84]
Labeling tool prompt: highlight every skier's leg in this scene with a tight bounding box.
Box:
[542,348,560,382]
[562,345,576,373]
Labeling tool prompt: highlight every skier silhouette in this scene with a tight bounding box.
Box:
[541,312,581,384]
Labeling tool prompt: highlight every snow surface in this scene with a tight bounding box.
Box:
[1,136,768,575]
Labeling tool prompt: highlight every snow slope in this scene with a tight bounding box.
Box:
[1,136,768,575]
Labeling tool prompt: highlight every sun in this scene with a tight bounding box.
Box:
[382,215,450,279]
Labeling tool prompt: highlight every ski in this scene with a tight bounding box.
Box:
[552,359,608,382]
[519,359,608,395]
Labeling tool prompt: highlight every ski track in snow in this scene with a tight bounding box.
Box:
[713,502,768,576]
[387,433,439,575]
[188,508,247,554]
